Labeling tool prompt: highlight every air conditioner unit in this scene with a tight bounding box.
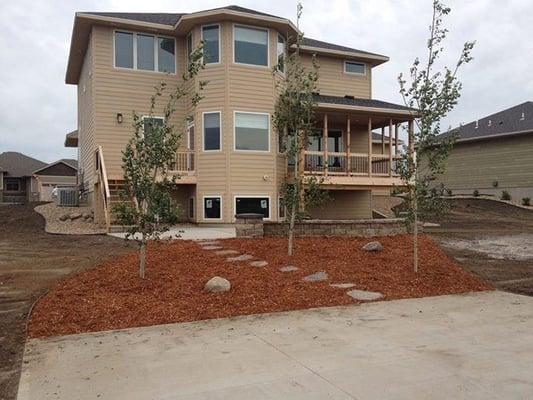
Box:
[57,187,79,207]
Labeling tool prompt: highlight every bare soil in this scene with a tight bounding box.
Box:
[428,198,533,296]
[28,235,489,338]
[0,204,134,400]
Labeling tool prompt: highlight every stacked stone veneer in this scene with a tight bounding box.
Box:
[234,214,264,238]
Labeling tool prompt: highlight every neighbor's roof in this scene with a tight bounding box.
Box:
[313,94,417,115]
[67,5,389,83]
[64,129,78,147]
[441,101,533,143]
[0,152,46,178]
[33,159,78,175]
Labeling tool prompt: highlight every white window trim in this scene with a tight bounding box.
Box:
[201,24,221,65]
[276,33,286,75]
[278,196,286,221]
[233,195,271,221]
[202,111,222,152]
[233,111,271,153]
[232,24,270,69]
[343,60,366,76]
[113,29,177,75]
[186,122,195,150]
[203,195,223,221]
[141,115,165,138]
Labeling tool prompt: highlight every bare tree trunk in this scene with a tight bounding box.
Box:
[413,194,418,273]
[139,237,146,279]
[288,201,297,256]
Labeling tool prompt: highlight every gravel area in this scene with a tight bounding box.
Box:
[34,203,106,235]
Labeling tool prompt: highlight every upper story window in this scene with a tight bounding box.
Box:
[234,112,269,152]
[276,34,286,73]
[203,112,221,151]
[344,61,365,75]
[114,31,175,73]
[202,25,220,64]
[234,25,268,67]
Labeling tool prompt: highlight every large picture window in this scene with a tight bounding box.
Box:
[203,112,221,151]
[204,196,221,220]
[234,112,269,152]
[114,31,175,73]
[234,26,268,66]
[202,25,220,64]
[235,197,270,219]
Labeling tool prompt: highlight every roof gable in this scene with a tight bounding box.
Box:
[0,152,46,177]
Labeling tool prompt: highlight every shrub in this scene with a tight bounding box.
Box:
[522,197,531,206]
[501,190,511,201]
[473,189,479,197]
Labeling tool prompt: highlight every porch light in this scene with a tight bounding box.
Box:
[116,113,123,124]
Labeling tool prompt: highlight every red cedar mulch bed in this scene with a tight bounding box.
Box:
[28,234,491,338]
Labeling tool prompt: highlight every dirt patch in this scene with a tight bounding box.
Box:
[427,198,533,296]
[34,202,106,235]
[0,204,134,400]
[28,235,489,338]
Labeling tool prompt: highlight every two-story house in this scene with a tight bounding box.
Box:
[64,5,415,229]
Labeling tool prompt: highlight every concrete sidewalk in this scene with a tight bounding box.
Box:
[17,291,533,399]
[109,224,236,241]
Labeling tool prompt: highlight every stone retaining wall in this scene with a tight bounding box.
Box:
[264,219,406,237]
[235,213,264,238]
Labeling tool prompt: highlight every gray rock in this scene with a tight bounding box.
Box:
[204,277,231,293]
[346,289,383,301]
[362,241,383,252]
[280,266,299,272]
[215,250,240,256]
[69,212,83,220]
[227,254,254,262]
[303,271,328,282]
[59,214,70,222]
[197,240,219,246]
[82,212,92,219]
[330,283,356,289]
[250,260,268,268]
[202,245,223,250]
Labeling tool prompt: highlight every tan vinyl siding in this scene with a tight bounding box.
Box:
[308,190,372,219]
[439,135,533,192]
[301,54,371,98]
[78,33,96,193]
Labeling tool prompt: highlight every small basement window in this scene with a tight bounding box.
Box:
[204,196,221,220]
[235,197,270,219]
[344,61,365,75]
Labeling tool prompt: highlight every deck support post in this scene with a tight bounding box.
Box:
[346,117,351,175]
[323,113,328,177]
[395,123,399,155]
[389,119,393,177]
[368,117,372,177]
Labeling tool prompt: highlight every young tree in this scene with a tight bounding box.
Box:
[114,45,207,278]
[396,0,475,272]
[273,3,328,256]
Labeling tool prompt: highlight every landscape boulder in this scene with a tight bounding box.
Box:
[303,271,328,282]
[69,212,83,220]
[204,277,231,293]
[362,241,383,252]
[59,214,70,222]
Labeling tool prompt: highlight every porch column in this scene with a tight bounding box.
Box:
[395,123,399,155]
[381,127,385,154]
[368,117,372,177]
[346,117,351,175]
[323,113,328,177]
[389,119,393,177]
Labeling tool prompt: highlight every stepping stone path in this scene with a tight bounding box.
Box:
[198,241,220,246]
[215,249,240,256]
[362,241,383,252]
[250,260,268,268]
[202,245,223,250]
[303,271,328,282]
[227,254,254,262]
[330,283,356,289]
[204,276,231,293]
[346,289,383,301]
[279,266,299,273]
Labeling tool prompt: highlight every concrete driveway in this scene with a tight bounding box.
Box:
[17,291,533,399]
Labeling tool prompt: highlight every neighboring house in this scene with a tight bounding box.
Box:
[33,159,78,201]
[0,152,78,203]
[438,102,533,200]
[64,5,416,227]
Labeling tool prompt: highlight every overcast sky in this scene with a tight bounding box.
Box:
[1,0,532,162]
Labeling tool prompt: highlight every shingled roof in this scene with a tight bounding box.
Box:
[313,94,416,113]
[441,101,533,143]
[301,38,387,59]
[0,152,46,178]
